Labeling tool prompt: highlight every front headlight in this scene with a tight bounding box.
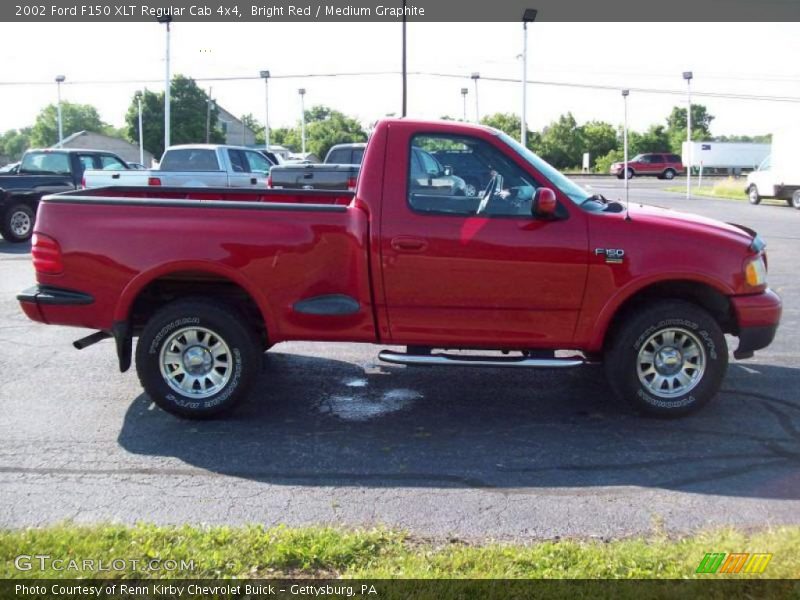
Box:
[745,255,767,287]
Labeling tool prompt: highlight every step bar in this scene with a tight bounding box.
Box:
[378,350,585,369]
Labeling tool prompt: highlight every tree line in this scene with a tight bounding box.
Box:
[0,74,771,172]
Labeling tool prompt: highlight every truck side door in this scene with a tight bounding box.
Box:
[243,150,272,188]
[226,149,255,188]
[379,128,589,348]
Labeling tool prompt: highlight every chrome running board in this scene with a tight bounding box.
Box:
[378,350,584,368]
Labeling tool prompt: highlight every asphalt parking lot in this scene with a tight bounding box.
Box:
[1,178,798,541]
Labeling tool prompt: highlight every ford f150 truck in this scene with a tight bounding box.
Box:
[0,148,128,242]
[83,144,276,189]
[18,119,782,420]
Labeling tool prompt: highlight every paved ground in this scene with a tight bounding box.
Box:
[1,178,798,540]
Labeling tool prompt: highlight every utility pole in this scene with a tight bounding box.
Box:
[401,0,407,117]
[460,88,468,121]
[298,88,307,155]
[157,16,172,150]
[260,70,271,150]
[205,88,214,144]
[471,72,480,122]
[135,90,144,164]
[521,9,537,146]
[55,75,65,146]
[683,71,693,199]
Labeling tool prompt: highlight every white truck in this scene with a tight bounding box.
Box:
[681,141,770,173]
[746,131,800,209]
[82,144,275,189]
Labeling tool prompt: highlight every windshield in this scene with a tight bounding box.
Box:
[758,155,771,171]
[20,151,71,175]
[497,132,588,205]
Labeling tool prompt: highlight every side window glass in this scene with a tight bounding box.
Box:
[245,151,271,174]
[228,150,247,173]
[408,134,538,217]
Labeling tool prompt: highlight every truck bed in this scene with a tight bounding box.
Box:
[30,186,373,344]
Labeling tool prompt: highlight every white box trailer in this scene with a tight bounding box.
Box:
[746,129,800,208]
[681,141,770,171]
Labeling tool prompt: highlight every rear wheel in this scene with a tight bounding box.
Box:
[1,203,35,242]
[792,190,800,209]
[662,169,676,180]
[604,300,728,417]
[135,299,260,419]
[748,185,762,205]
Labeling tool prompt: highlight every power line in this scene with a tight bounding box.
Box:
[1,70,799,104]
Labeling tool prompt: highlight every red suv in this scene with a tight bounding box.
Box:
[610,153,684,180]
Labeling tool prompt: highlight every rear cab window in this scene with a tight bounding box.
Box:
[160,149,220,171]
[20,151,71,175]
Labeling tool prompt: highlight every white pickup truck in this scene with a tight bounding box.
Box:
[746,130,800,209]
[83,144,276,189]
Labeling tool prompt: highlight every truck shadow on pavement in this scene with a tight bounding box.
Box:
[118,351,800,499]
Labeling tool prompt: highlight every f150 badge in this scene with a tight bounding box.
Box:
[595,248,625,263]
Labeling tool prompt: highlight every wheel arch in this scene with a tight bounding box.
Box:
[593,277,735,353]
[115,261,276,347]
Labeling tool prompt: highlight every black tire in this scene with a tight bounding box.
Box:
[1,203,35,242]
[662,169,676,180]
[626,168,635,180]
[604,300,728,418]
[748,185,762,205]
[792,190,800,210]
[135,299,260,419]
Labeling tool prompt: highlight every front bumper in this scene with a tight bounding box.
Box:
[730,288,782,359]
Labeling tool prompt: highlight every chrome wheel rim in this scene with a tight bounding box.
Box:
[10,210,31,237]
[664,170,674,179]
[159,326,232,399]
[637,327,706,398]
[749,187,759,203]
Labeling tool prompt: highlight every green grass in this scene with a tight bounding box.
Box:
[2,523,800,579]
[664,178,750,201]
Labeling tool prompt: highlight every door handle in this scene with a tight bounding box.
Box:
[112,173,120,179]
[391,236,428,252]
[250,177,257,184]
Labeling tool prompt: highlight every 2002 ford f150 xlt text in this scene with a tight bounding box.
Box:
[18,119,782,419]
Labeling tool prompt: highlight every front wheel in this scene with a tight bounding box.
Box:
[1,203,35,242]
[748,185,762,205]
[604,300,728,417]
[135,299,260,419]
[792,190,800,209]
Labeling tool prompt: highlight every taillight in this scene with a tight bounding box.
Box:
[347,176,357,192]
[32,233,63,274]
[148,177,162,186]
[267,174,272,188]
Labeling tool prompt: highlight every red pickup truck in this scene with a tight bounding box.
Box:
[18,119,781,419]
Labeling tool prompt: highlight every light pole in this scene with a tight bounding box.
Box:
[471,72,480,122]
[521,9,537,146]
[460,87,468,121]
[683,70,693,199]
[260,70,271,150]
[298,88,307,155]
[622,89,630,213]
[205,90,215,144]
[135,90,144,165]
[54,75,65,146]
[401,0,407,117]
[157,15,172,150]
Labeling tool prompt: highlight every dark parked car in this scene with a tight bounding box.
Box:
[0,148,128,242]
[610,153,685,180]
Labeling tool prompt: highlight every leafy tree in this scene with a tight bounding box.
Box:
[0,128,32,161]
[480,113,521,138]
[269,105,366,158]
[579,121,618,168]
[124,76,224,158]
[29,102,110,147]
[666,104,714,152]
[539,113,584,169]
